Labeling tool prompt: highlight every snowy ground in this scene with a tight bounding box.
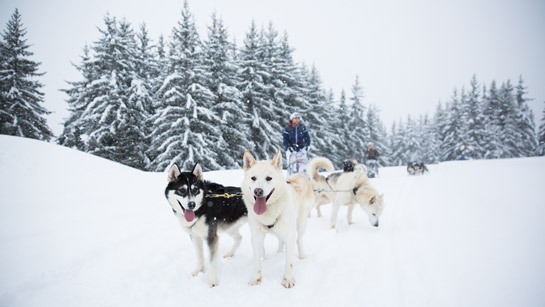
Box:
[1,135,544,307]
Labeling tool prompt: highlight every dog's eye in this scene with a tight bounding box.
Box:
[251,176,256,181]
[191,187,199,195]
[266,176,272,181]
[179,188,187,195]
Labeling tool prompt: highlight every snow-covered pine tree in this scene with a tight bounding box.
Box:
[57,45,95,150]
[301,64,331,160]
[237,20,281,160]
[538,100,545,156]
[148,1,219,172]
[329,89,352,166]
[367,104,388,166]
[514,76,537,157]
[419,114,440,164]
[482,81,503,159]
[389,118,407,166]
[432,101,448,162]
[347,75,370,163]
[404,115,421,163]
[201,12,245,168]
[465,75,487,159]
[440,88,467,160]
[496,80,519,158]
[0,9,53,141]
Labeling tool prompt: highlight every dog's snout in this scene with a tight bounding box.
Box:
[188,201,196,210]
[254,188,264,197]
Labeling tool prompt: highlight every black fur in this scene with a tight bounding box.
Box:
[342,159,355,172]
[165,164,248,257]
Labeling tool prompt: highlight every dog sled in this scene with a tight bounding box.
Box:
[366,159,379,178]
[287,148,309,176]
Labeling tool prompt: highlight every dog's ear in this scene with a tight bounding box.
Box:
[168,164,181,182]
[192,163,203,180]
[243,150,256,171]
[271,148,282,170]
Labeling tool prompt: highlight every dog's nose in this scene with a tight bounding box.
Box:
[254,188,263,197]
[188,201,196,210]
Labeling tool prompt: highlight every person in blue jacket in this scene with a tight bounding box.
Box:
[283,112,311,176]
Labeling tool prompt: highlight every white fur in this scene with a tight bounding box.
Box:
[308,157,384,228]
[241,149,311,288]
[166,164,246,287]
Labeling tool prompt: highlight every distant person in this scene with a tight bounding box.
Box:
[365,143,380,178]
[283,112,311,176]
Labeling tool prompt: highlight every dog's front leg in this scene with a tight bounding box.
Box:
[190,235,205,276]
[207,232,219,287]
[347,204,356,224]
[282,230,296,288]
[329,201,341,229]
[249,228,266,286]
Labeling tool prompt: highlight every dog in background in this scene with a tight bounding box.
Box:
[308,157,384,228]
[407,162,429,175]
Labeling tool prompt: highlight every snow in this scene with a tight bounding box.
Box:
[1,134,544,307]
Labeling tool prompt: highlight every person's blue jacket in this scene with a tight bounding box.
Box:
[283,121,310,152]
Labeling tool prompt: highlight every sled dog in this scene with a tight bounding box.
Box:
[165,163,247,287]
[242,149,312,288]
[308,157,384,228]
[407,162,429,175]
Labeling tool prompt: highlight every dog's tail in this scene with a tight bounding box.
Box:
[307,157,334,181]
[287,173,313,217]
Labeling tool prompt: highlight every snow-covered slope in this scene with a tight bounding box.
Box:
[1,135,544,307]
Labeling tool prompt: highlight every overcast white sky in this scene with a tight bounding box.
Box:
[1,0,544,136]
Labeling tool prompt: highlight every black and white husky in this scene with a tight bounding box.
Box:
[407,162,429,175]
[165,163,247,287]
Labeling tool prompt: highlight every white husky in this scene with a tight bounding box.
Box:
[242,149,313,288]
[308,157,384,228]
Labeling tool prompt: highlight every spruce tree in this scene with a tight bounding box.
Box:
[149,0,218,171]
[201,12,245,168]
[496,80,518,158]
[465,75,486,159]
[538,101,545,156]
[514,76,537,156]
[237,20,280,160]
[0,9,53,141]
[347,75,370,163]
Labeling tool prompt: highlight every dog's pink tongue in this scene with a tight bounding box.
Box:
[254,197,267,215]
[184,209,195,222]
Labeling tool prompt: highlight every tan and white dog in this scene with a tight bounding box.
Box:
[242,149,312,288]
[308,157,384,228]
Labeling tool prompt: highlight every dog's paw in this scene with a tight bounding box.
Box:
[191,266,204,277]
[249,274,262,286]
[298,253,306,260]
[223,251,234,258]
[282,276,296,288]
[329,225,336,229]
[249,277,262,286]
[208,278,219,288]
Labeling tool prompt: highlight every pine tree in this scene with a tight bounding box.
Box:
[514,76,537,157]
[201,12,245,168]
[482,81,502,159]
[367,104,387,166]
[465,75,486,159]
[149,0,219,171]
[538,100,545,156]
[347,75,370,163]
[330,89,351,166]
[237,20,281,160]
[441,89,466,160]
[496,80,518,158]
[0,9,53,141]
